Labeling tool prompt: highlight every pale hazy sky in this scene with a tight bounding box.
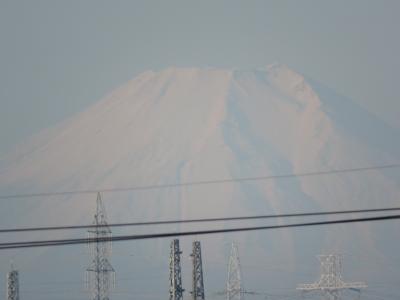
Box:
[1,0,399,154]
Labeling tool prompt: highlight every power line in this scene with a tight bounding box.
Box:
[0,163,398,200]
[1,206,399,233]
[0,214,398,250]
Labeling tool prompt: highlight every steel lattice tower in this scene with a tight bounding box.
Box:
[297,254,367,300]
[6,262,19,300]
[169,239,184,300]
[227,243,243,300]
[191,241,205,300]
[86,192,115,300]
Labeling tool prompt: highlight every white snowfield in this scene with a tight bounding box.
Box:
[0,64,399,269]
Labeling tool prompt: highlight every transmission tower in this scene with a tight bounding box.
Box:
[297,254,367,300]
[191,241,205,300]
[6,262,19,300]
[169,239,184,300]
[221,243,258,299]
[227,243,245,300]
[86,192,115,300]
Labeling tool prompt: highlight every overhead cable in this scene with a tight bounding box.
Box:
[1,206,399,233]
[0,163,398,200]
[0,214,398,250]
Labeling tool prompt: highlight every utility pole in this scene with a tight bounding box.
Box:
[227,243,243,300]
[297,254,367,300]
[191,241,205,300]
[6,262,19,300]
[169,239,184,300]
[86,192,115,300]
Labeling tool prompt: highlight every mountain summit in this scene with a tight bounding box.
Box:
[0,65,399,271]
[1,65,397,201]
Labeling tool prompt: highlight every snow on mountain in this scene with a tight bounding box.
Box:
[1,64,398,205]
[0,64,399,296]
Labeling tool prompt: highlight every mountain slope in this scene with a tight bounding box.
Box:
[1,64,398,212]
[0,65,399,299]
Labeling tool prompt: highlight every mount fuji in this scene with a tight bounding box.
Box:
[0,64,399,299]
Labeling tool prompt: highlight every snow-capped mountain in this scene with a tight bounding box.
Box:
[0,64,399,299]
[1,64,398,216]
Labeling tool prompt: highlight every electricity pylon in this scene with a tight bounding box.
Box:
[191,241,205,300]
[86,192,115,300]
[215,243,267,299]
[6,262,19,300]
[227,243,243,300]
[297,254,367,300]
[169,239,184,300]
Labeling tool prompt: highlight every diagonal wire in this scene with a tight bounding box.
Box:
[0,214,399,250]
[0,206,399,233]
[0,163,398,200]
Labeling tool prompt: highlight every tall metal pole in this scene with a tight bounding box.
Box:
[191,241,205,300]
[6,262,19,300]
[86,192,115,300]
[169,239,184,300]
[227,243,243,300]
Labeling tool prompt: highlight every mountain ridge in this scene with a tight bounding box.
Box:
[0,65,398,203]
[0,65,399,296]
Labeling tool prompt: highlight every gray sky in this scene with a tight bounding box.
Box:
[0,0,399,155]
